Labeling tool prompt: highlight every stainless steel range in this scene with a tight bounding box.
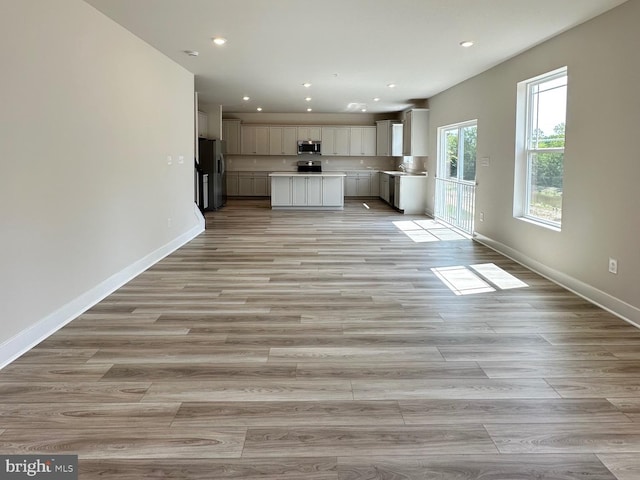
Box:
[297,159,322,173]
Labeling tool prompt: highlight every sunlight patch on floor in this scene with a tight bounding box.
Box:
[393,219,468,243]
[432,266,495,295]
[470,263,529,290]
[432,263,529,296]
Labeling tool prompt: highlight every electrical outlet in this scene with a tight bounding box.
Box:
[178,155,184,164]
[480,212,485,222]
[608,257,618,274]
[167,155,173,165]
[167,218,172,228]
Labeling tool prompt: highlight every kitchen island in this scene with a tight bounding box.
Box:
[269,172,346,210]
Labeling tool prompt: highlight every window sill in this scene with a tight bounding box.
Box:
[515,216,561,232]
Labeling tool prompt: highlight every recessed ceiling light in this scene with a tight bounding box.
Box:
[460,40,474,48]
[361,108,367,112]
[256,107,262,112]
[305,97,312,102]
[242,96,250,101]
[307,108,313,112]
[373,97,380,102]
[387,83,396,88]
[183,50,199,57]
[302,82,312,88]
[212,37,227,46]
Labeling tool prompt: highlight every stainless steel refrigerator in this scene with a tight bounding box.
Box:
[198,138,227,211]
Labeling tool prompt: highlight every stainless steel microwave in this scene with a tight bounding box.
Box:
[297,140,321,155]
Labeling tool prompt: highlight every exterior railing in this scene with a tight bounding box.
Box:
[434,177,477,235]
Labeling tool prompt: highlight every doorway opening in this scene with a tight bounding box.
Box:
[435,121,477,235]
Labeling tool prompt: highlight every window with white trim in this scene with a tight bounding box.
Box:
[515,67,567,228]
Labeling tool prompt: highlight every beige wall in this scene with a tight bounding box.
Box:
[426,0,640,322]
[0,0,200,354]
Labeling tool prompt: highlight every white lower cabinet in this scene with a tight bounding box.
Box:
[293,177,322,206]
[271,176,293,205]
[396,176,427,213]
[238,175,253,196]
[254,175,269,196]
[227,171,239,196]
[379,173,390,203]
[232,172,270,196]
[345,176,357,196]
[292,177,307,205]
[344,171,379,197]
[370,172,379,197]
[379,173,427,214]
[322,177,343,206]
[270,174,344,209]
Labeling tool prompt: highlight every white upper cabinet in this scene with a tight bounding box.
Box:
[349,127,376,156]
[322,127,350,156]
[391,123,404,156]
[241,125,269,155]
[269,126,297,155]
[377,120,403,157]
[403,109,429,156]
[222,119,241,154]
[297,126,322,142]
[197,111,208,138]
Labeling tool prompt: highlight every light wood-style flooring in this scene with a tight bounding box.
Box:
[2,198,640,479]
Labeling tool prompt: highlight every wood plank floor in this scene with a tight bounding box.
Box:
[2,197,640,479]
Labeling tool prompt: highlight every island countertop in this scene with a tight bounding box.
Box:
[269,171,346,177]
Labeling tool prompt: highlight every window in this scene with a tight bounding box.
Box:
[515,67,567,228]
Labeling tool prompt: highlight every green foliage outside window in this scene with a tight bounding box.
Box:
[528,123,564,223]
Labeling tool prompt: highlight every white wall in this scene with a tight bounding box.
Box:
[0,0,203,364]
[426,0,640,323]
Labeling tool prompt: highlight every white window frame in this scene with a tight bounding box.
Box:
[438,120,478,184]
[514,66,567,230]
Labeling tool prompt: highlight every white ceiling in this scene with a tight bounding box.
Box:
[83,0,626,114]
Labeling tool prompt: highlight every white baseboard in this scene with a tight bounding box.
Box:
[474,233,640,329]
[0,212,205,370]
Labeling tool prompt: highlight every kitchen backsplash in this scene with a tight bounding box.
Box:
[226,155,396,172]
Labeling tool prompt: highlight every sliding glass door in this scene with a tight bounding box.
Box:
[435,121,477,234]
